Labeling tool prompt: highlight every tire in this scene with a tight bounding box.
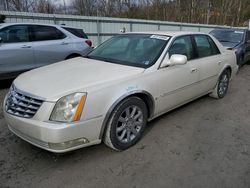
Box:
[104,97,148,151]
[209,69,230,99]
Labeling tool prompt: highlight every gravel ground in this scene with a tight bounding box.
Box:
[0,65,250,188]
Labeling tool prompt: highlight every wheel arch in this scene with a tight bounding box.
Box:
[99,90,155,140]
[220,65,232,79]
[224,65,232,77]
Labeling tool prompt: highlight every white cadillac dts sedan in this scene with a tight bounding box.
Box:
[4,32,238,153]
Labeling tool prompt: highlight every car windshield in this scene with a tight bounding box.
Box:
[210,29,244,43]
[87,34,170,68]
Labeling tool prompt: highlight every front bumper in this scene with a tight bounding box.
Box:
[4,98,103,153]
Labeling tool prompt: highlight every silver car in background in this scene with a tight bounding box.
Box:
[0,23,92,80]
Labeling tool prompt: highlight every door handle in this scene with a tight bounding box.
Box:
[61,41,69,45]
[21,45,31,48]
[191,68,198,73]
[218,61,222,65]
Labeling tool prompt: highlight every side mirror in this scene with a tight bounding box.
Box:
[161,54,187,68]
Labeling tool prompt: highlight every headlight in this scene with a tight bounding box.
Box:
[50,93,87,122]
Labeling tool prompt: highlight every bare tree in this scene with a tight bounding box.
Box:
[8,0,34,12]
[72,0,98,16]
[33,0,56,14]
[3,0,250,26]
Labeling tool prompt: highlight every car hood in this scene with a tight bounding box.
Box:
[14,57,144,102]
[220,41,240,49]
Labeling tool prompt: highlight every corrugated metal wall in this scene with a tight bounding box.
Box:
[0,11,233,46]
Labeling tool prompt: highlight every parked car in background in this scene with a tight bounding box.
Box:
[4,32,238,153]
[0,23,92,80]
[210,28,250,66]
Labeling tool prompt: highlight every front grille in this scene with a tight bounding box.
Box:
[5,86,44,118]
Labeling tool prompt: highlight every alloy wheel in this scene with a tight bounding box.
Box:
[116,105,143,143]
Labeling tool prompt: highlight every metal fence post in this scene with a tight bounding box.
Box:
[130,22,133,32]
[97,19,101,45]
[53,14,56,24]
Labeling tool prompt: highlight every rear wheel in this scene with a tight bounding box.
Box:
[210,69,230,99]
[104,97,148,151]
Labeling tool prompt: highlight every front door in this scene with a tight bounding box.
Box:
[155,35,200,115]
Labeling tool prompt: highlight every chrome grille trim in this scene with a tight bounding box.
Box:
[5,85,44,118]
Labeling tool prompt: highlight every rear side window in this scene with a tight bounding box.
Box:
[0,25,29,43]
[31,25,66,41]
[63,27,88,39]
[194,35,218,58]
[168,36,194,60]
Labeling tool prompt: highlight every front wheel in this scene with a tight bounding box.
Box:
[104,97,148,151]
[210,69,230,99]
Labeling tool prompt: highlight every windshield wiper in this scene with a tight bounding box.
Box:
[219,40,240,43]
[84,55,117,63]
[84,55,94,59]
[219,40,232,42]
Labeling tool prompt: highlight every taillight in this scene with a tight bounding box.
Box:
[85,40,92,47]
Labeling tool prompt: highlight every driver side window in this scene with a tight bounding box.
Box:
[168,36,194,60]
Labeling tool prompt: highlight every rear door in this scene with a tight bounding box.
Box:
[30,25,70,67]
[192,35,222,94]
[0,25,34,75]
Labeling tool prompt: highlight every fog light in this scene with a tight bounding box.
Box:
[49,137,89,150]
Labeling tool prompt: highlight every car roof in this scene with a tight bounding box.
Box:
[210,28,247,32]
[0,22,86,31]
[0,22,73,28]
[125,31,209,37]
[1,22,57,26]
[61,25,83,29]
